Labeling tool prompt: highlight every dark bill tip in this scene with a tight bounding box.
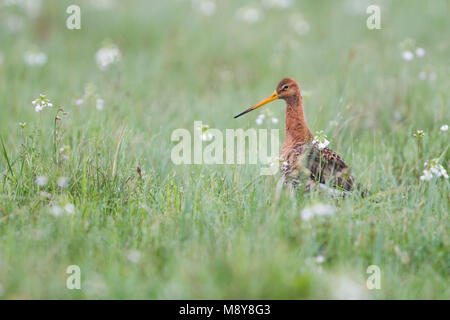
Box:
[234,106,254,119]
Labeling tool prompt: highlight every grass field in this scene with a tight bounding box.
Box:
[0,0,449,299]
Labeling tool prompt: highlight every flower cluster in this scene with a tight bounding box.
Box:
[400,39,426,61]
[255,112,278,126]
[36,176,47,186]
[75,83,105,111]
[50,203,75,217]
[32,94,53,112]
[440,124,448,132]
[289,13,310,36]
[35,175,70,188]
[418,71,437,82]
[57,176,69,188]
[195,123,213,141]
[412,129,425,138]
[312,130,330,150]
[95,43,121,70]
[59,145,70,161]
[420,158,448,181]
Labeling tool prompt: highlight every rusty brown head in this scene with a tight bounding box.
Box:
[234,78,300,119]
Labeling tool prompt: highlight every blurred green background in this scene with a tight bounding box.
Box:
[0,0,448,299]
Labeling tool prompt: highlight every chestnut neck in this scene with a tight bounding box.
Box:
[284,93,313,147]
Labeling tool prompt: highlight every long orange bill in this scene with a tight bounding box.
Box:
[234,90,279,119]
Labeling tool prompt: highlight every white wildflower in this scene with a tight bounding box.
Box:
[36,176,47,186]
[126,249,142,263]
[64,203,75,215]
[412,129,425,137]
[291,19,310,36]
[419,169,432,181]
[316,140,329,150]
[32,94,53,112]
[312,130,330,150]
[201,133,213,141]
[255,117,263,125]
[271,117,279,124]
[332,276,367,300]
[95,43,121,70]
[75,83,104,109]
[23,50,47,66]
[313,203,336,217]
[301,203,336,221]
[418,71,427,81]
[199,124,213,141]
[420,159,448,181]
[236,7,262,23]
[402,51,414,61]
[300,207,314,221]
[59,145,69,153]
[440,124,448,132]
[415,47,425,57]
[39,191,51,198]
[50,205,63,217]
[57,177,69,188]
[316,255,326,264]
[197,0,216,16]
[96,98,104,110]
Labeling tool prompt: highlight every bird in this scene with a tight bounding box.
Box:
[234,77,357,195]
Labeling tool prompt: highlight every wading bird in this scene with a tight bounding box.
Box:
[234,78,356,195]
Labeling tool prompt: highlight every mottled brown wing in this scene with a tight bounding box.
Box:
[283,143,354,191]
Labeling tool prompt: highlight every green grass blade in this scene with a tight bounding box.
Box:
[0,135,14,179]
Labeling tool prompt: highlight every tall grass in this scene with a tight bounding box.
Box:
[0,0,448,299]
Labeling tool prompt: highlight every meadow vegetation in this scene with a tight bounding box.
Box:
[0,0,448,299]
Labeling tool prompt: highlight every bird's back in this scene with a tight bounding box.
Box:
[281,142,354,191]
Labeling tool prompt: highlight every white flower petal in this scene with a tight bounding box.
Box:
[415,47,425,57]
[36,176,47,186]
[402,51,414,61]
[64,203,75,215]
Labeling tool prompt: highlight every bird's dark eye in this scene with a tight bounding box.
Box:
[283,85,289,90]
